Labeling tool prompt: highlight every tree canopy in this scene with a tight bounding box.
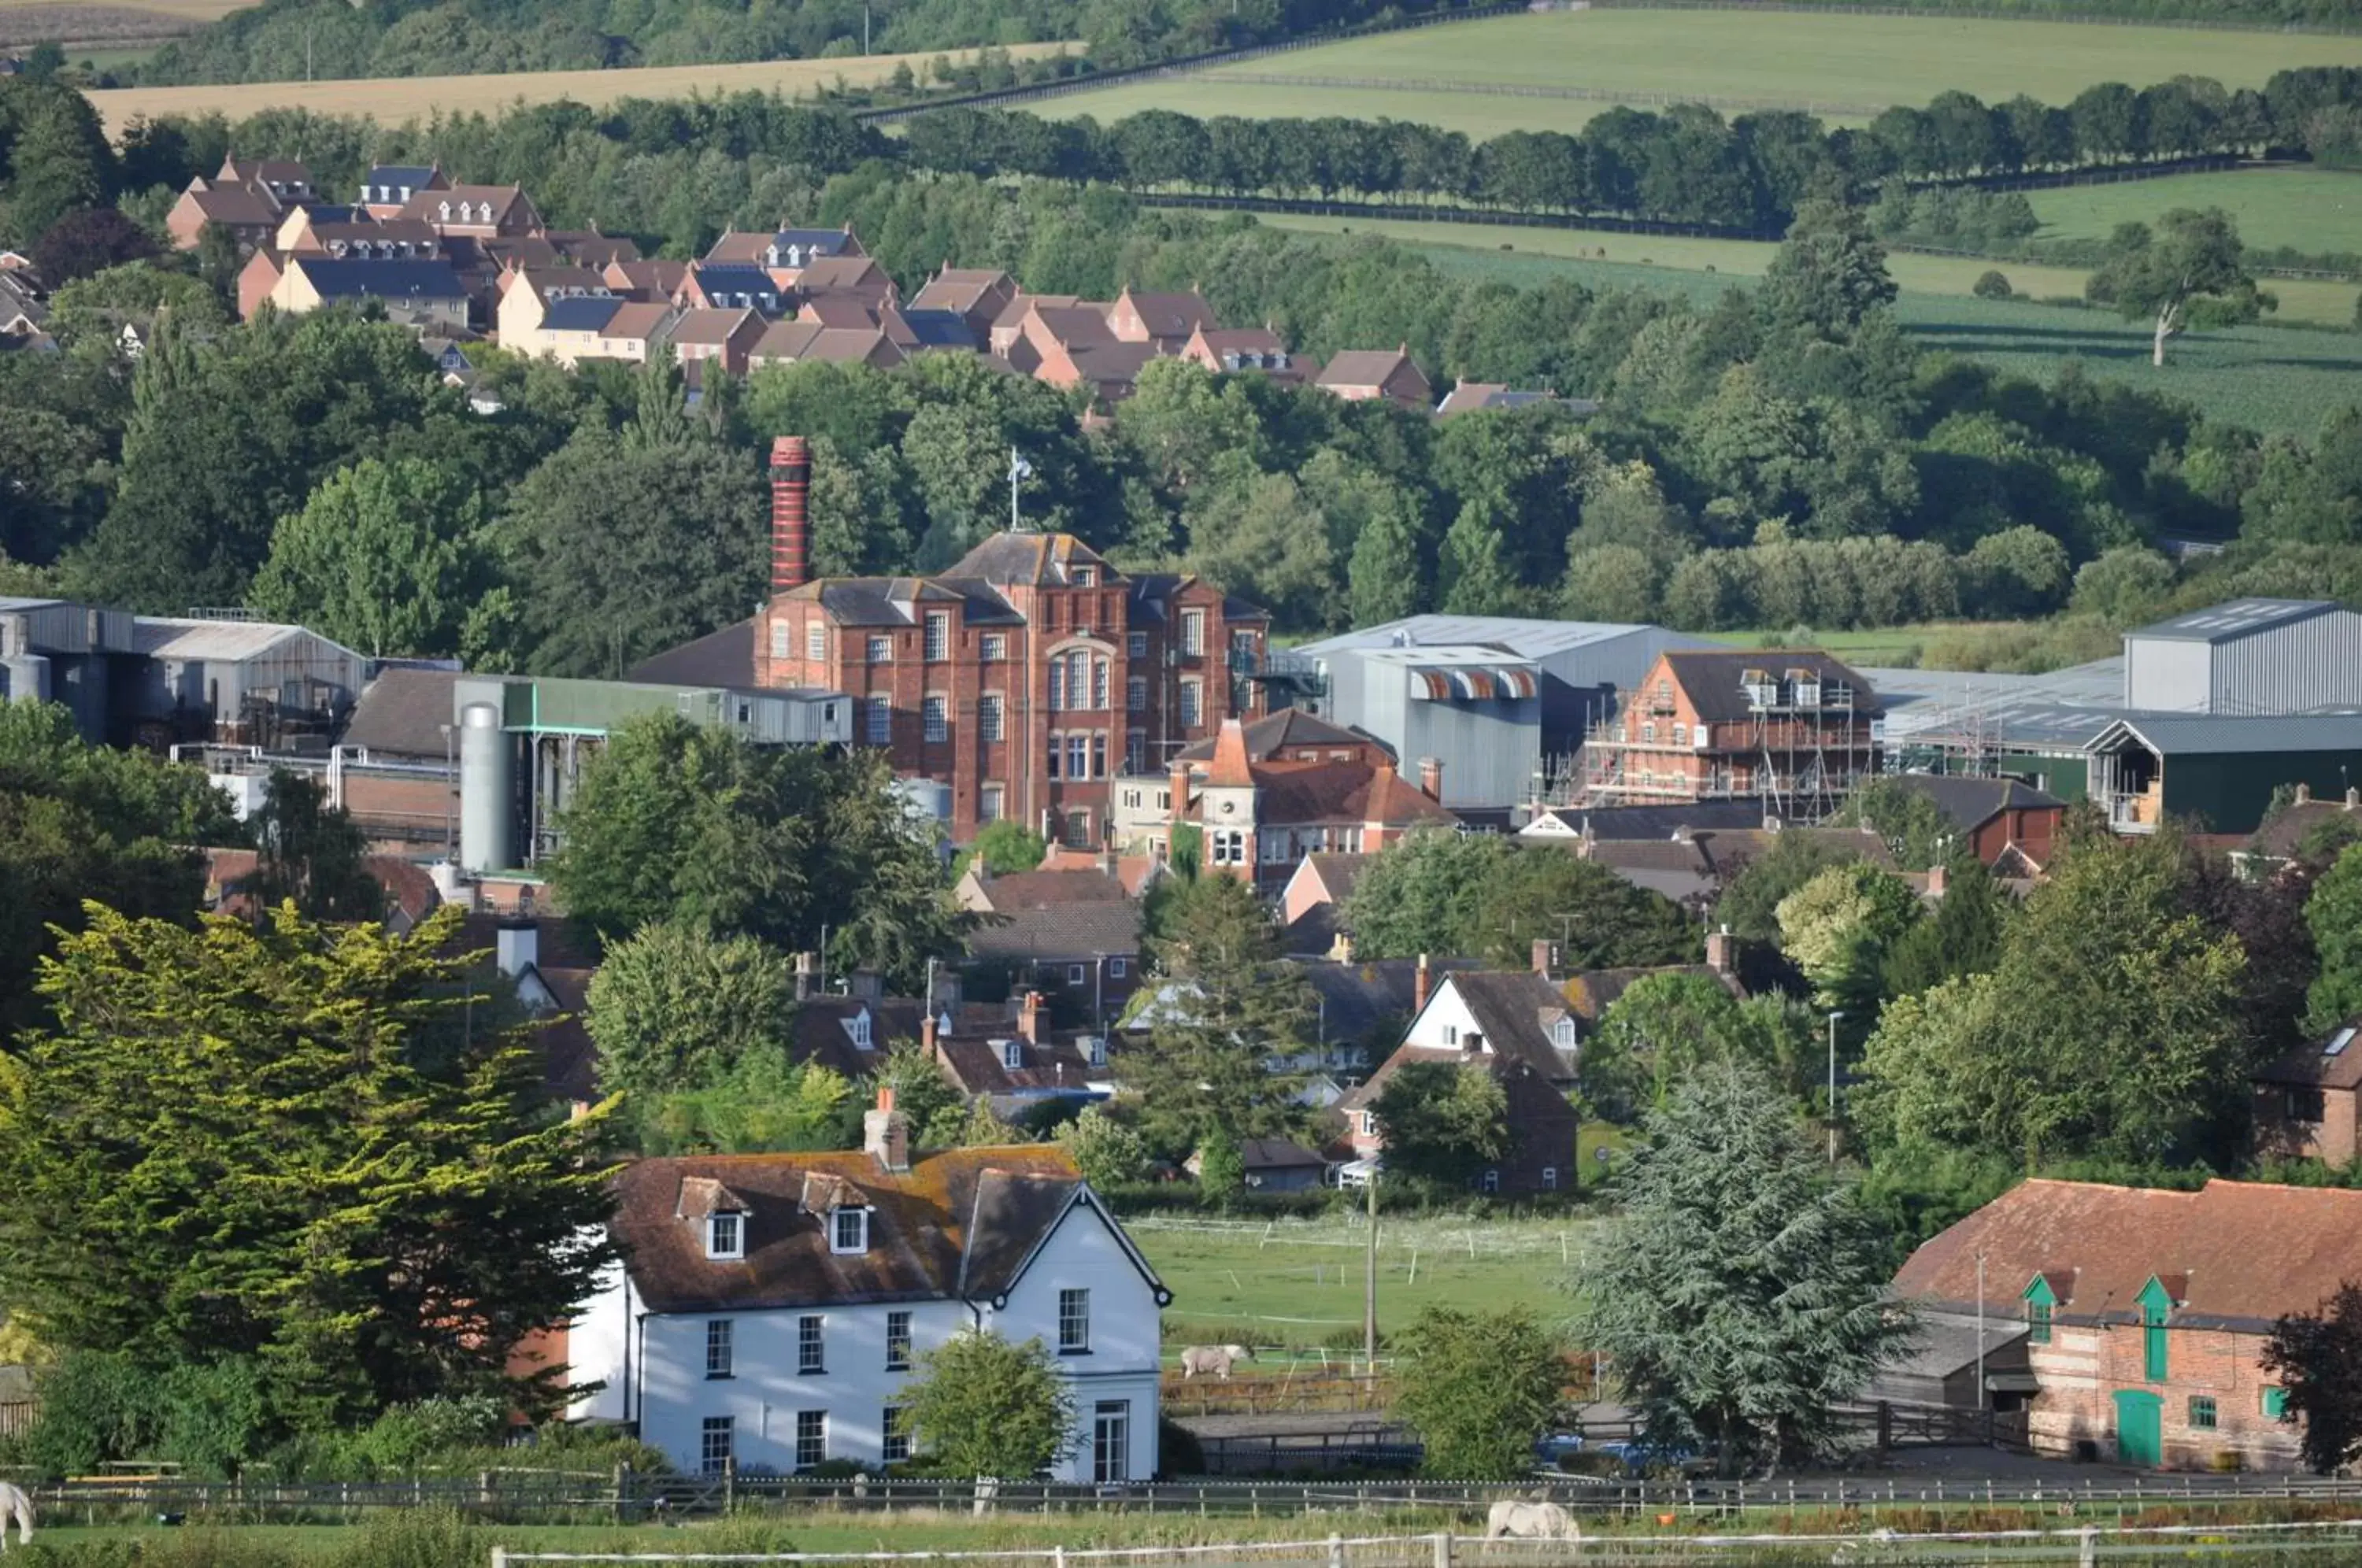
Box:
[2261,1281,2362,1477]
[2086,208,2271,368]
[1392,1306,1565,1480]
[898,1329,1076,1480]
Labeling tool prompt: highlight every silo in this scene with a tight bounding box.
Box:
[1,655,50,707]
[458,701,513,874]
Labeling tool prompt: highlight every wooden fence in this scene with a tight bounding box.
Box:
[0,1402,34,1440]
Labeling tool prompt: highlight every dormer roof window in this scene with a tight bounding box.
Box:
[831,1206,869,1255]
[438,201,451,220]
[846,1008,873,1051]
[706,1210,744,1260]
[999,1038,1024,1071]
[1552,1016,1576,1049]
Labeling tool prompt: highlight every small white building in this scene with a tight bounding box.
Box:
[568,1094,1170,1482]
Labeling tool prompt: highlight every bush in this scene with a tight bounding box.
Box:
[352,1396,508,1476]
[1972,269,2013,299]
[1158,1418,1205,1476]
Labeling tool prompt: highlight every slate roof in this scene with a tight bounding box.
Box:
[1893,1178,2362,1331]
[364,164,441,190]
[1236,1137,1327,1171]
[667,306,758,346]
[1580,838,1718,902]
[935,1034,1100,1098]
[290,256,468,303]
[949,532,1115,588]
[1444,970,1579,1079]
[183,185,285,226]
[901,308,978,349]
[341,667,462,758]
[2101,714,2362,757]
[965,900,1143,963]
[610,1145,1159,1313]
[1174,708,1389,764]
[625,618,756,687]
[705,227,861,264]
[794,256,892,294]
[968,868,1132,912]
[2254,1019,2362,1092]
[540,294,624,332]
[1317,348,1419,390]
[1659,649,1884,722]
[1886,774,2066,833]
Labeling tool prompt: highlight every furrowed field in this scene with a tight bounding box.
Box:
[79,43,1072,135]
[1259,213,2362,435]
[1045,9,2362,137]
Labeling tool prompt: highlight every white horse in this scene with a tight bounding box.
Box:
[1178,1344,1255,1379]
[1484,1500,1579,1542]
[0,1482,31,1551]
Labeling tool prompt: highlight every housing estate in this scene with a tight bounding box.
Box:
[568,1095,1168,1481]
[953,864,1146,1028]
[1894,1178,2362,1470]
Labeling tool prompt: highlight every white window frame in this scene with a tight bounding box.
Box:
[923,694,948,743]
[885,1309,913,1371]
[1058,1287,1091,1353]
[798,1314,825,1374]
[1179,679,1202,726]
[1181,609,1205,655]
[705,1318,734,1379]
[982,634,1006,663]
[1109,957,1128,979]
[770,620,790,660]
[980,784,1005,823]
[867,635,892,664]
[1127,632,1148,658]
[882,1405,912,1464]
[1127,677,1147,714]
[701,1416,734,1475]
[864,698,891,745]
[924,612,950,662]
[705,1212,743,1260]
[1001,1039,1024,1070]
[831,1207,868,1255]
[979,693,1004,742]
[794,1409,826,1471]
[807,623,827,661]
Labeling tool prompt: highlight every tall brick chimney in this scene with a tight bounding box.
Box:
[770,435,811,594]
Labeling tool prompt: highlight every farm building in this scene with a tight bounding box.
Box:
[0,595,142,743]
[2123,599,2362,716]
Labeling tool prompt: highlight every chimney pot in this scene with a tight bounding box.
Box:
[1531,937,1554,979]
[864,1093,910,1173]
[770,435,812,595]
[922,1013,939,1060]
[1019,989,1042,1044]
[1705,928,1738,977]
[794,949,816,1001]
[1415,952,1432,1013]
[2296,783,2313,805]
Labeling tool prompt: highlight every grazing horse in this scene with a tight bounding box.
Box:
[1178,1344,1255,1379]
[0,1482,32,1551]
[1484,1500,1578,1541]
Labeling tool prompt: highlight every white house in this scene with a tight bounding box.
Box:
[568,1092,1171,1483]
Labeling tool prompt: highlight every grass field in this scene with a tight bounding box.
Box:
[2024,165,2362,257]
[1133,1213,1590,1352]
[1048,10,2362,137]
[80,43,1072,135]
[1702,625,2008,666]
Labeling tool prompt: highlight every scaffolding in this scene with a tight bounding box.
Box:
[1577,664,1880,816]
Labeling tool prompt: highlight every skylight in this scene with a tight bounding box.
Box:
[2327,1026,2356,1059]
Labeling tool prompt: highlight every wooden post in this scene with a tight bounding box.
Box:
[491,1548,508,1568]
[1327,1533,1344,1568]
[724,1455,737,1514]
[1431,1532,1452,1568]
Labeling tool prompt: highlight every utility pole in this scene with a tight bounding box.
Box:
[864,1,872,53]
[1975,1251,1988,1418]
[1362,1168,1379,1374]
[1827,1010,1846,1165]
[1009,447,1033,532]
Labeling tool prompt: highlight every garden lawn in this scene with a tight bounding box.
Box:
[2023,165,2362,258]
[1049,9,2362,137]
[1132,1213,1586,1352]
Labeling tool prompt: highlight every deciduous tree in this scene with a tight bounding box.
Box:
[898,1329,1077,1480]
[2086,208,2271,368]
[584,922,798,1103]
[250,457,488,659]
[2261,1281,2362,1476]
[1371,1060,1512,1190]
[1393,1307,1564,1481]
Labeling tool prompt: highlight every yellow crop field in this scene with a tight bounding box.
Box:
[82,42,1074,135]
[0,0,246,50]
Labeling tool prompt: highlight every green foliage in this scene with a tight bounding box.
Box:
[2086,207,2272,366]
[245,769,383,923]
[1058,1104,1150,1189]
[1713,831,1864,944]
[898,1329,1077,1480]
[584,922,797,1102]
[2306,844,2362,1031]
[1371,1060,1512,1190]
[1855,830,2249,1167]
[1125,874,1311,1155]
[637,1047,858,1156]
[1569,1061,1912,1476]
[1194,1136,1246,1200]
[1775,860,1923,1016]
[250,457,490,660]
[0,904,617,1429]
[871,1038,968,1148]
[2261,1281,2362,1476]
[1832,778,1957,871]
[1342,831,1694,968]
[1972,268,2014,300]
[968,820,1050,876]
[1879,855,2008,998]
[921,1094,1025,1149]
[1582,971,1811,1122]
[550,714,961,993]
[1392,1306,1563,1481]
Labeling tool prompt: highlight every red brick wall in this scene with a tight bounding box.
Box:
[2025,1321,2300,1470]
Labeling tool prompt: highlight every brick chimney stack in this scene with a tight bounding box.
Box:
[864,1085,909,1173]
[1415,952,1432,1013]
[1418,756,1443,801]
[1018,989,1042,1044]
[770,435,811,594]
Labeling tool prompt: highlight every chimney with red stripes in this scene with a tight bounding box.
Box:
[770,435,811,594]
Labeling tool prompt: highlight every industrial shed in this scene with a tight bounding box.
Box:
[131,616,368,747]
[2123,599,2362,716]
[2091,715,2362,836]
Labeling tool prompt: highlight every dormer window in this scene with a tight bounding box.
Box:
[848,1008,872,1051]
[1087,1036,1108,1067]
[706,1211,744,1260]
[438,201,451,220]
[1001,1039,1024,1070]
[831,1207,868,1255]
[1552,1017,1576,1049]
[1073,565,1096,587]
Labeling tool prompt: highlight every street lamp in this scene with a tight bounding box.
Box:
[1827,1010,1846,1165]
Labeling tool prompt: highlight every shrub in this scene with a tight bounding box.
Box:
[1973,269,2013,299]
[352,1396,508,1476]
[1158,1418,1206,1476]
[328,1507,483,1568]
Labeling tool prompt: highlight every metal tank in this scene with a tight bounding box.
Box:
[457,701,513,874]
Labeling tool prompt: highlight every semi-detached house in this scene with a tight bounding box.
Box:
[569,1093,1170,1481]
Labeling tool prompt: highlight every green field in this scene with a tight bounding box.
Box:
[1703,625,2007,667]
[1254,214,2361,434]
[1133,1213,1589,1351]
[1050,9,2362,137]
[2024,166,2362,257]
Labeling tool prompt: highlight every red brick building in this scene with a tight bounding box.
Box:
[1894,1179,2362,1470]
[1170,716,1455,891]
[1580,649,1883,818]
[2253,1019,2362,1167]
[753,438,1269,845]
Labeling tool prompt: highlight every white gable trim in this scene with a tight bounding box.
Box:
[966,1185,1172,1312]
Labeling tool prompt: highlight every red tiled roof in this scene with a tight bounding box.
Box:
[1249,760,1455,830]
[1893,1178,2362,1329]
[970,868,1132,912]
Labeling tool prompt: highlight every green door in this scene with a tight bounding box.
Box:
[2115,1390,2164,1466]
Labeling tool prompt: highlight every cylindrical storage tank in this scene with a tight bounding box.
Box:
[1,654,50,707]
[458,702,513,875]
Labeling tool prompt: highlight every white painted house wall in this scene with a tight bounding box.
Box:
[1399,982,1487,1054]
[568,1194,1161,1483]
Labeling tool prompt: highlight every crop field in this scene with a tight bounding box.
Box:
[80,43,1072,136]
[0,0,241,48]
[1705,625,2009,667]
[1046,9,2362,139]
[1133,1214,1590,1352]
[2023,165,2362,257]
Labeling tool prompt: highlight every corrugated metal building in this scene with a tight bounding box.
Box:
[1290,616,1716,812]
[133,616,368,746]
[2123,600,2362,716]
[0,596,142,741]
[2090,715,2362,837]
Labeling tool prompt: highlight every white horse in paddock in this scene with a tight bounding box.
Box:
[0,1482,32,1551]
[1484,1499,1579,1542]
[1178,1344,1255,1379]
